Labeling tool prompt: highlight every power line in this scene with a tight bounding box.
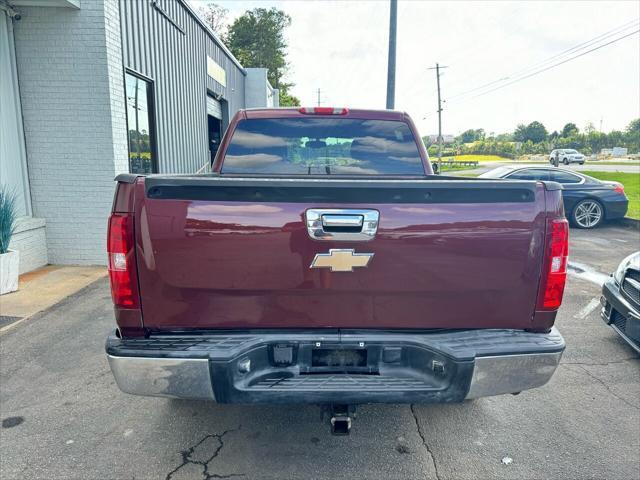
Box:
[422,18,638,101]
[421,26,639,119]
[446,19,639,102]
[508,18,638,78]
[422,27,637,120]
[455,29,639,104]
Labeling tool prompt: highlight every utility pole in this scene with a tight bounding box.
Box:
[428,63,448,174]
[385,0,397,109]
[317,88,321,107]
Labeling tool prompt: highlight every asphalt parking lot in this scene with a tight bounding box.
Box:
[1,223,639,480]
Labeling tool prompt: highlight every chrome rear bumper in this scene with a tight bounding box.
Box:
[106,327,564,403]
[465,352,562,399]
[107,355,215,400]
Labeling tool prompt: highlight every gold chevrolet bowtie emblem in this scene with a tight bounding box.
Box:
[310,249,374,272]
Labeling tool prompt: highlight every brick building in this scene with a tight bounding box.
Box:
[0,0,277,272]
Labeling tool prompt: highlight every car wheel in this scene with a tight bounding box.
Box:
[572,199,604,229]
[579,162,584,165]
[563,158,569,165]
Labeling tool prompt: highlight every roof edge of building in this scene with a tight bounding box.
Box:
[178,0,247,75]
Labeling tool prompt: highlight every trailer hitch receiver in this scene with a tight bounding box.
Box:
[329,404,355,435]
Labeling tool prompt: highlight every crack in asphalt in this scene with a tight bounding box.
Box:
[561,358,639,366]
[563,364,639,410]
[165,427,244,480]
[410,404,441,480]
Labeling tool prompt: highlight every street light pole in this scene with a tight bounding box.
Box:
[436,63,443,173]
[385,0,397,109]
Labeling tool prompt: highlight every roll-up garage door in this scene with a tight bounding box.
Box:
[206,95,222,120]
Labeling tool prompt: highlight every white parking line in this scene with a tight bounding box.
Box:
[567,261,610,287]
[574,298,601,319]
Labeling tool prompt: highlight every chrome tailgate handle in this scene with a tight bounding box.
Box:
[306,209,379,241]
[322,214,363,228]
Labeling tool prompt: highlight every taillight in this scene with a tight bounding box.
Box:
[298,107,348,115]
[107,213,140,309]
[538,218,569,310]
[613,184,625,195]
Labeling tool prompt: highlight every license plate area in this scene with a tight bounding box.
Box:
[304,348,375,374]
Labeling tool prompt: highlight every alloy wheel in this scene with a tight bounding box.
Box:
[574,200,603,228]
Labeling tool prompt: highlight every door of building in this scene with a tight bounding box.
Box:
[206,95,223,165]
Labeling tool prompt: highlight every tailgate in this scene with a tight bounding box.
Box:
[134,177,547,331]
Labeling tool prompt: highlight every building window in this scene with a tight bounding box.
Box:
[125,72,157,174]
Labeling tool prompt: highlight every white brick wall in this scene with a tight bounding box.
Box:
[8,217,48,274]
[13,1,127,266]
[104,0,129,175]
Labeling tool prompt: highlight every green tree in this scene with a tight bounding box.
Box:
[225,8,298,106]
[513,124,527,142]
[196,2,229,37]
[457,128,485,143]
[561,123,579,137]
[494,132,514,142]
[625,118,640,153]
[514,121,548,144]
[279,90,301,107]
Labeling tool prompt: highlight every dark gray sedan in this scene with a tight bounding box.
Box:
[480,166,628,228]
[601,252,640,354]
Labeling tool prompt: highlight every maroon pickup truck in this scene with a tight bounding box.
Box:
[106,107,567,434]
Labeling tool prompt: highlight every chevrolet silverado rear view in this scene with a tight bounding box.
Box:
[105,108,568,434]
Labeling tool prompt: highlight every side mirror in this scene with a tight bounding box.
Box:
[432,163,439,174]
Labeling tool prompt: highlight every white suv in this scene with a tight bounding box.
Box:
[549,149,585,165]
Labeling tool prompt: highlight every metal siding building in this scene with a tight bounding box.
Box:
[1,0,275,271]
[120,0,247,173]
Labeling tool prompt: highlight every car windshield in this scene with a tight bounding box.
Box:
[478,166,515,178]
[222,117,425,175]
[565,150,578,154]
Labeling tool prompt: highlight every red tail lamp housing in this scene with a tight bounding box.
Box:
[107,213,140,309]
[613,184,625,195]
[538,218,569,310]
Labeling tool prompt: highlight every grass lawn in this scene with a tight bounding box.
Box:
[438,164,478,173]
[582,171,640,220]
[453,154,507,162]
[435,154,509,173]
[587,161,640,166]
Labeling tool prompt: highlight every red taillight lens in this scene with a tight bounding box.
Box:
[298,107,348,115]
[538,218,569,310]
[107,213,140,309]
[614,184,625,195]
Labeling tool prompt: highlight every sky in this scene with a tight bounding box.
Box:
[192,0,640,137]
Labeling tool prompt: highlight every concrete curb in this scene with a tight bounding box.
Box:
[619,217,640,229]
[0,269,107,334]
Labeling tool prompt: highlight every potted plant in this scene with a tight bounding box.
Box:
[0,186,19,294]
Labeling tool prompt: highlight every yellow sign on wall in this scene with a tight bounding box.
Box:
[207,56,226,87]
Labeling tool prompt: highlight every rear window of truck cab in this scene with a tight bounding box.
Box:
[221,118,425,175]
